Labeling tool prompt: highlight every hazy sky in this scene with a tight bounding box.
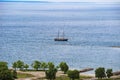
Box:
[1,0,120,2]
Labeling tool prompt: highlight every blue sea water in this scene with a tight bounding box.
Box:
[0,2,120,73]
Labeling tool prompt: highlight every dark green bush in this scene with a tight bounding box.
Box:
[95,67,106,79]
[67,70,80,80]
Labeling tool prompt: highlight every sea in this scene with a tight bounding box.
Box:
[0,2,120,73]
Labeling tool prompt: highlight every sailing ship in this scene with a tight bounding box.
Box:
[54,31,68,41]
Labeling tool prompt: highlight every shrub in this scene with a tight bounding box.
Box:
[24,64,29,71]
[45,62,57,80]
[12,70,17,79]
[31,60,41,71]
[106,69,113,78]
[67,70,80,80]
[16,60,24,70]
[45,68,57,80]
[12,62,17,70]
[0,62,14,80]
[41,62,48,70]
[95,67,106,79]
[59,62,69,74]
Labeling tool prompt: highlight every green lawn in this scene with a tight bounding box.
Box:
[17,73,35,78]
[55,77,120,80]
[38,76,120,80]
[38,75,93,80]
[17,72,93,80]
[97,78,120,80]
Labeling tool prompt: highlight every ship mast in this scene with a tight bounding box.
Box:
[63,31,64,39]
[58,31,59,39]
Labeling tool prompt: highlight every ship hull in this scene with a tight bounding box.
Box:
[54,38,68,41]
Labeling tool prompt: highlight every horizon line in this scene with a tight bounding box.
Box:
[0,1,120,3]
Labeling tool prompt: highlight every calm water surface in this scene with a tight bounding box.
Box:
[0,2,120,73]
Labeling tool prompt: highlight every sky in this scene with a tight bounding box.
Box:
[1,0,120,2]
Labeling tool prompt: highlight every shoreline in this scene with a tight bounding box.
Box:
[111,46,120,48]
[16,71,95,79]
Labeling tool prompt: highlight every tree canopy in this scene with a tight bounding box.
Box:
[0,61,14,80]
[31,60,41,71]
[45,62,57,80]
[95,67,106,79]
[106,69,113,78]
[59,62,69,74]
[67,70,80,80]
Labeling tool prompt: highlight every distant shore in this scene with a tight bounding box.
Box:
[111,46,120,48]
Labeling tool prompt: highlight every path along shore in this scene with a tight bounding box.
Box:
[16,71,95,80]
[16,71,120,80]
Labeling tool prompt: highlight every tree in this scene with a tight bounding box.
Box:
[59,62,69,74]
[0,69,14,80]
[31,60,41,71]
[95,67,106,79]
[106,69,113,78]
[48,62,55,70]
[0,61,8,70]
[0,62,14,80]
[12,70,17,79]
[24,64,29,71]
[16,60,24,70]
[12,62,17,71]
[41,62,48,71]
[45,68,57,80]
[67,70,80,80]
[45,62,57,80]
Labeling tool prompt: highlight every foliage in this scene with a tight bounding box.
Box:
[0,61,8,70]
[97,78,117,80]
[24,64,29,71]
[45,68,57,80]
[0,61,14,80]
[16,60,24,70]
[59,62,69,74]
[67,70,80,80]
[31,60,41,71]
[95,67,106,79]
[41,62,48,70]
[12,62,17,70]
[48,62,55,70]
[13,60,30,71]
[17,73,34,78]
[55,75,92,80]
[45,62,57,80]
[12,70,17,79]
[106,69,113,78]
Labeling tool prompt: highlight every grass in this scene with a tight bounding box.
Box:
[80,75,93,79]
[38,76,120,80]
[55,76,70,80]
[97,78,120,80]
[17,71,120,80]
[21,69,44,72]
[51,77,120,80]
[17,71,93,80]
[97,79,120,80]
[38,75,93,80]
[17,73,120,80]
[17,73,35,78]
